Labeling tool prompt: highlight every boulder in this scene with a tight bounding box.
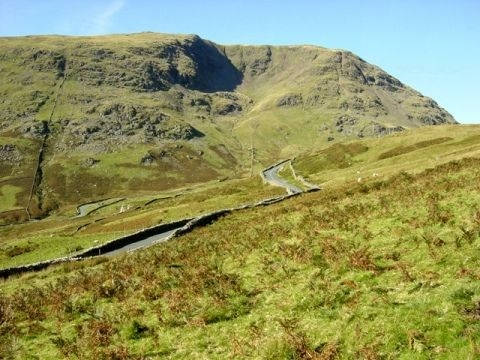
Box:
[0,144,22,164]
[140,153,156,166]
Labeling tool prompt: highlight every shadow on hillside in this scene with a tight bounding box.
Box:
[187,38,243,92]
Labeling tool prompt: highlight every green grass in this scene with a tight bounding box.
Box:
[0,184,22,211]
[0,175,284,268]
[293,124,480,187]
[4,124,479,269]
[2,157,480,358]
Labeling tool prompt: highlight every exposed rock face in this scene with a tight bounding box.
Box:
[69,35,243,93]
[23,121,49,139]
[50,102,204,151]
[226,45,273,76]
[188,92,247,115]
[30,50,66,77]
[335,115,357,134]
[213,102,242,115]
[418,113,451,125]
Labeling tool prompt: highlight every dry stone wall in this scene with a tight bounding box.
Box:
[0,164,320,278]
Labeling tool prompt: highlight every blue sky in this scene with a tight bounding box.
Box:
[1,0,478,123]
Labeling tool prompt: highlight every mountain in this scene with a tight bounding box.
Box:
[0,32,456,218]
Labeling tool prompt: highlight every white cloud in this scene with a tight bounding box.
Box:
[91,0,125,34]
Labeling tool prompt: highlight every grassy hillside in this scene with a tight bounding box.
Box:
[5,124,478,270]
[293,124,480,186]
[0,33,456,220]
[0,175,284,268]
[2,149,480,358]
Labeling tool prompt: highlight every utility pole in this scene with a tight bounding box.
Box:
[250,134,254,178]
[249,119,259,178]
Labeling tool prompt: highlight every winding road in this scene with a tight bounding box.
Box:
[99,161,301,256]
[103,228,178,256]
[262,160,303,194]
[0,160,316,277]
[76,198,125,218]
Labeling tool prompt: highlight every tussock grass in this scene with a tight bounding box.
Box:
[2,157,480,358]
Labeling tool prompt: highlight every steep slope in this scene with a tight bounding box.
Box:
[0,32,456,218]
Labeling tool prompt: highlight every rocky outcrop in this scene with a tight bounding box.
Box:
[29,50,66,77]
[82,157,100,167]
[213,102,242,115]
[140,153,156,165]
[69,35,243,93]
[22,120,50,139]
[0,144,22,164]
[335,115,357,133]
[276,94,303,107]
[226,45,273,77]
[56,103,204,149]
[417,113,451,125]
[357,122,405,138]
